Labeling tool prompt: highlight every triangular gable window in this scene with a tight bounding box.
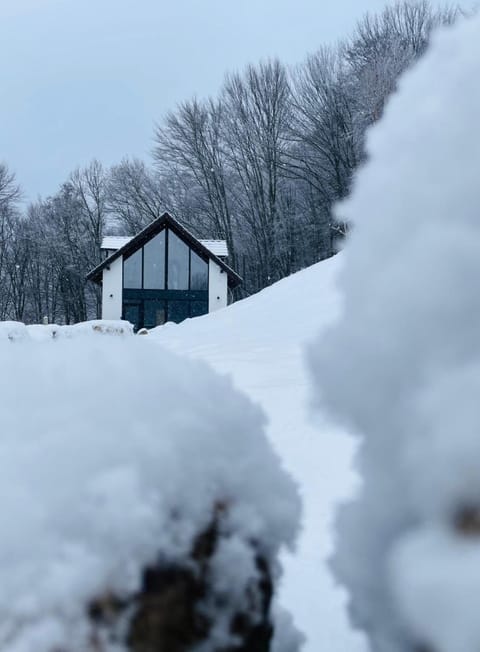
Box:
[122,227,209,328]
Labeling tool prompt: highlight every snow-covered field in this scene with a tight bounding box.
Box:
[151,253,365,652]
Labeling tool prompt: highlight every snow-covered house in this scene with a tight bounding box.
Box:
[87,213,241,330]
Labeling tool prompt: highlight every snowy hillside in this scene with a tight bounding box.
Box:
[151,254,365,652]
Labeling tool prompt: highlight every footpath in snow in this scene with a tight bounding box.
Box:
[150,254,366,652]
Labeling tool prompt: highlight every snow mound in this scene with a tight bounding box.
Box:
[26,320,133,340]
[151,254,342,350]
[311,12,480,652]
[0,321,28,341]
[0,335,300,651]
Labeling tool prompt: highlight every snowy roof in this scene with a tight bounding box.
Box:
[101,236,132,250]
[199,240,228,257]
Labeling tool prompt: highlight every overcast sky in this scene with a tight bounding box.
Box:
[0,0,443,199]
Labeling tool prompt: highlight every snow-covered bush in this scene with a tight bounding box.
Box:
[26,320,134,340]
[0,334,300,651]
[310,13,480,652]
[0,321,28,341]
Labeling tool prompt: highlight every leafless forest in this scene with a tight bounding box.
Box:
[0,1,459,323]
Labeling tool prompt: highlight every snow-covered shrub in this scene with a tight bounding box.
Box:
[0,335,300,651]
[0,321,28,341]
[65,320,134,338]
[26,320,134,340]
[310,13,480,652]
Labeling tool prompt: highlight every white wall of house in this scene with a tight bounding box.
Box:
[101,256,123,320]
[208,260,228,312]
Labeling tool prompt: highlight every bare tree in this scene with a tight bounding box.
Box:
[288,47,358,255]
[108,158,166,234]
[22,204,61,323]
[222,59,293,289]
[0,164,22,319]
[70,160,108,254]
[154,98,238,269]
[346,1,461,127]
[70,161,110,316]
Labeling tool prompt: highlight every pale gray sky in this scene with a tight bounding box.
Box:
[0,0,431,199]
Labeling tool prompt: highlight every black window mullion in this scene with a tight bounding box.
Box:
[165,230,168,321]
[165,228,169,290]
[188,247,192,291]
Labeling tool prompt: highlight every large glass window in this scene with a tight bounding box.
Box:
[123,229,211,292]
[123,301,141,331]
[123,249,142,288]
[168,300,190,323]
[190,251,208,290]
[122,227,211,330]
[167,231,189,290]
[144,299,166,329]
[190,300,208,318]
[143,231,165,289]
[123,297,208,330]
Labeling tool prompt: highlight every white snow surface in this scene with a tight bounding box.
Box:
[151,254,364,652]
[310,12,480,652]
[0,322,300,651]
[0,321,29,341]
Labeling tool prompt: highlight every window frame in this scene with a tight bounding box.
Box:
[123,227,209,293]
[143,229,166,290]
[121,226,210,328]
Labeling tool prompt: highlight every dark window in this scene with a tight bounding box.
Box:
[167,231,189,290]
[168,300,190,324]
[190,251,208,290]
[143,231,166,289]
[190,300,208,318]
[121,226,211,329]
[123,301,141,331]
[123,249,142,289]
[144,299,166,329]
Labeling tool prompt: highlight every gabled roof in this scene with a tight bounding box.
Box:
[87,212,242,288]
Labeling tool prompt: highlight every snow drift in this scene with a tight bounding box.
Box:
[151,254,364,652]
[0,332,300,651]
[311,12,480,652]
[0,319,134,342]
